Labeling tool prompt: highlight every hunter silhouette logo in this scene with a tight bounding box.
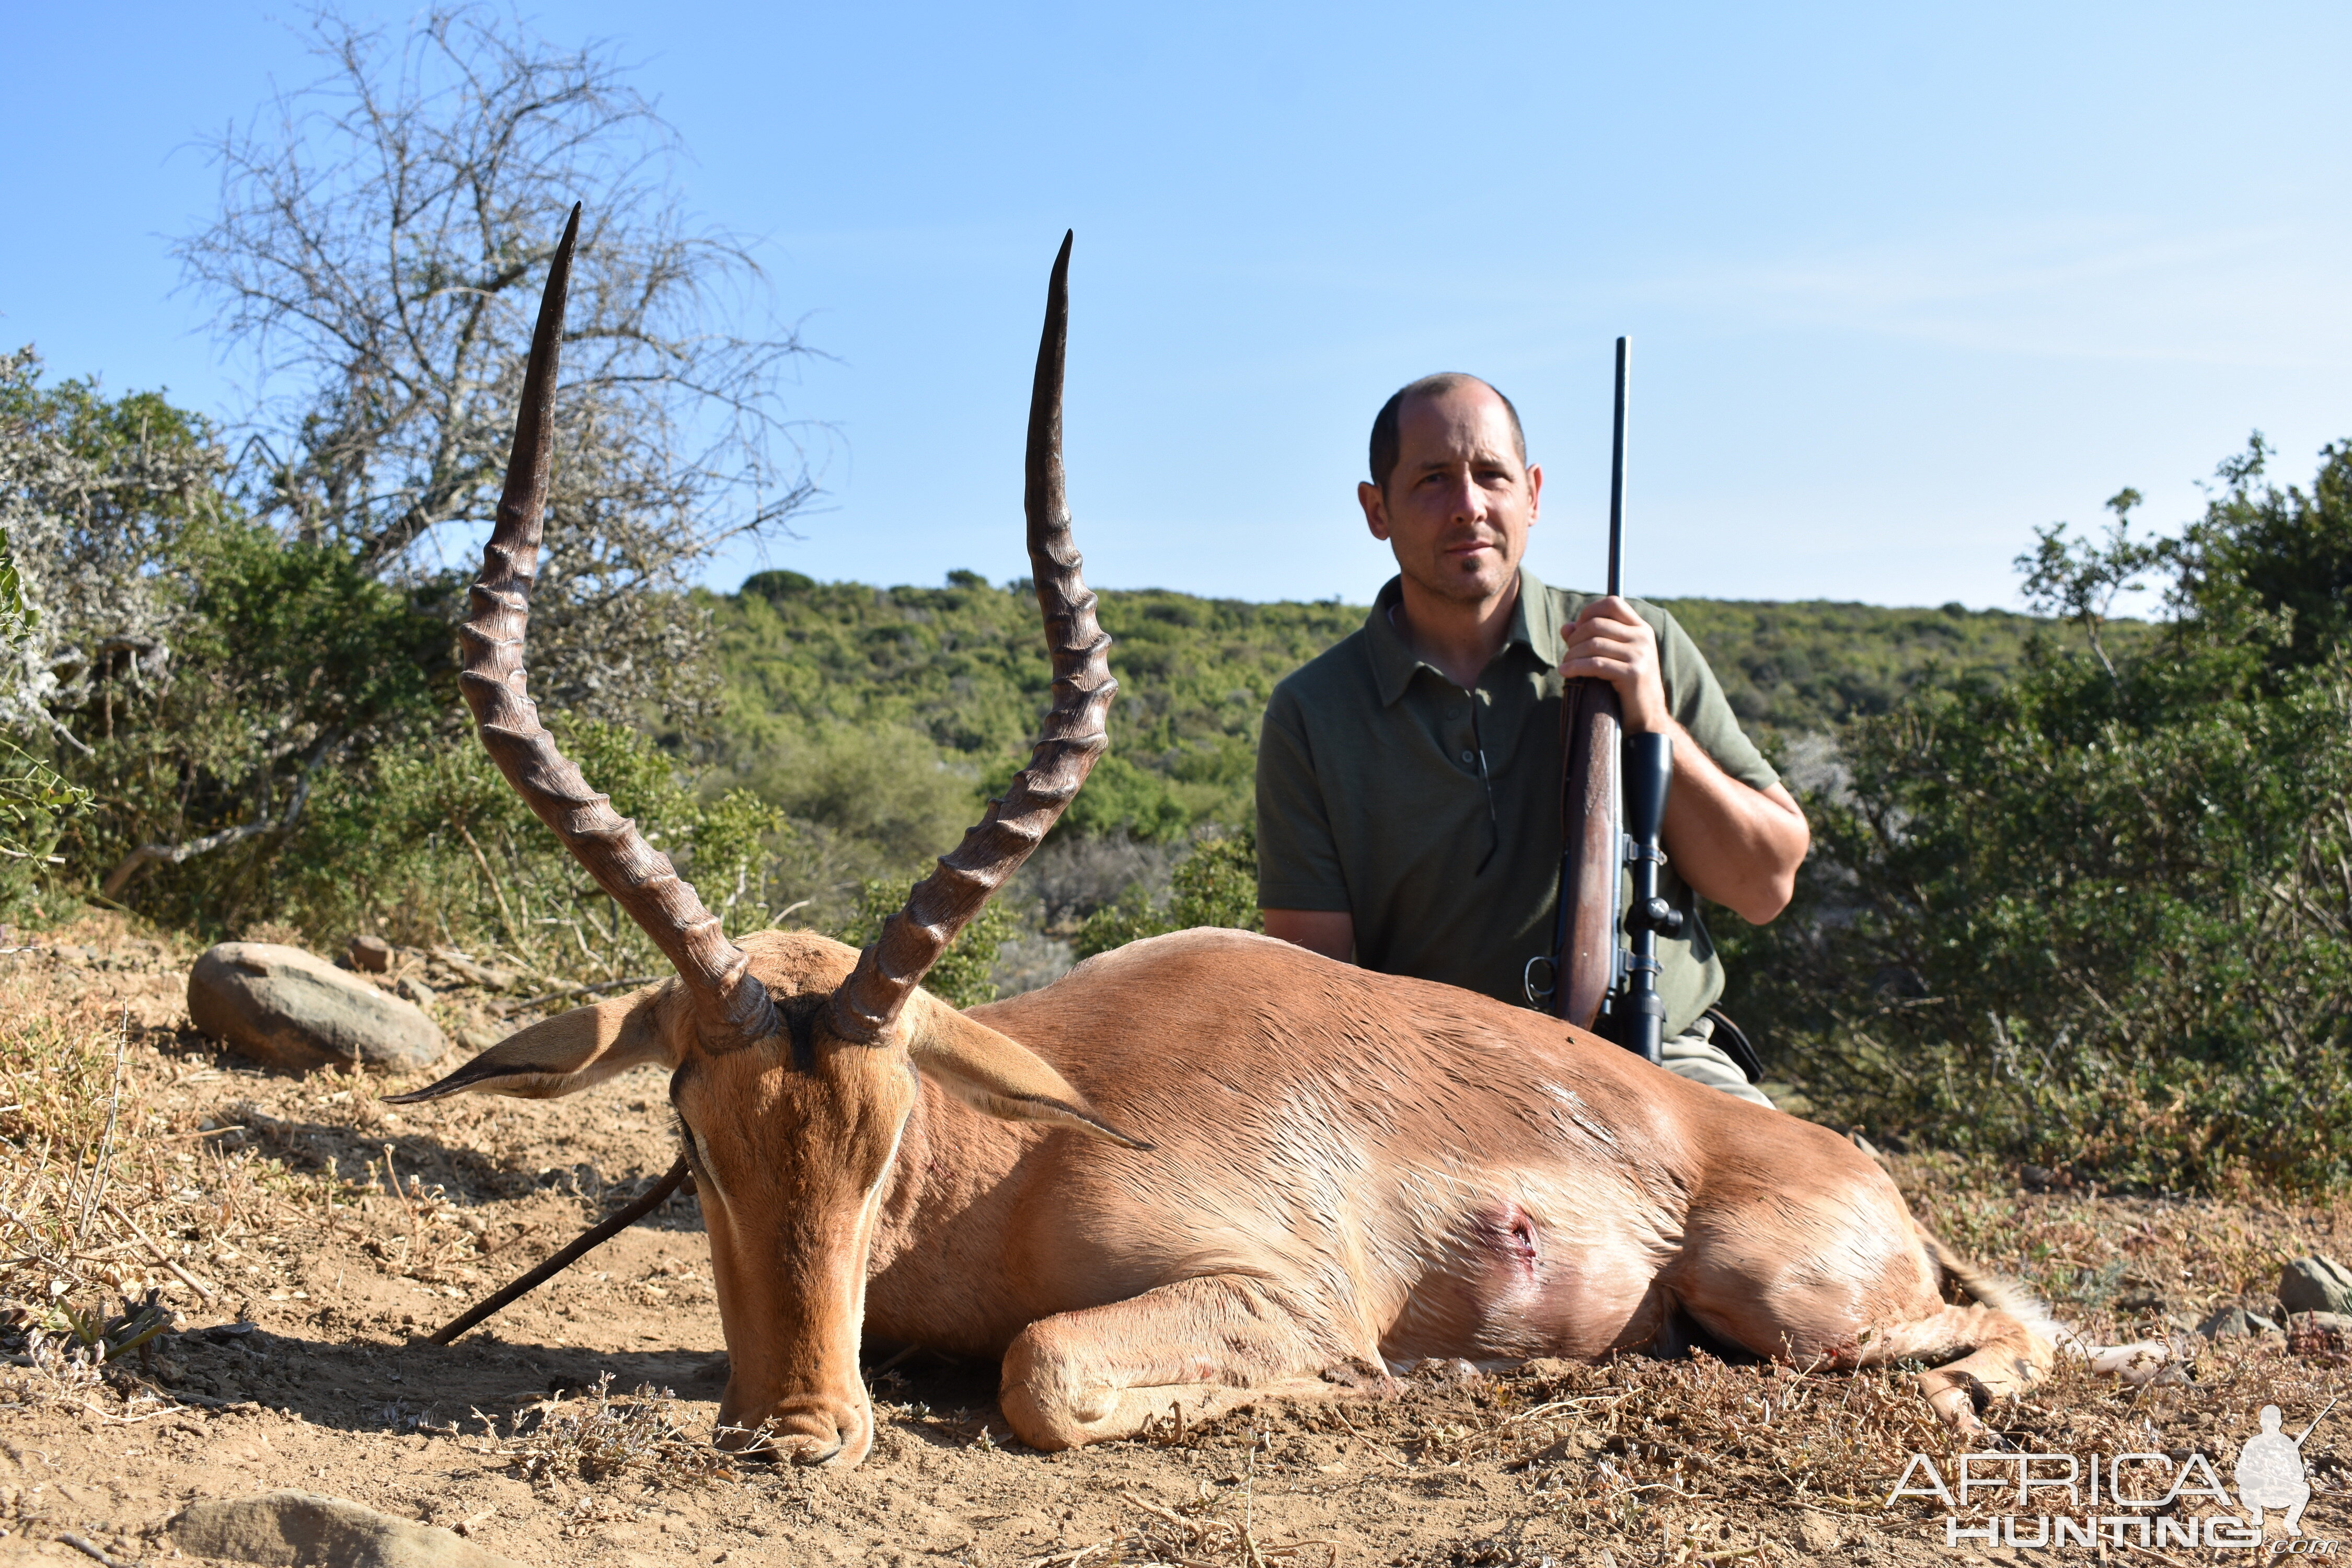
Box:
[2238,1400,2331,1537]
[1894,1397,2338,1551]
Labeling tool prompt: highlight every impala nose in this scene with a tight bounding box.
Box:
[715,1390,870,1467]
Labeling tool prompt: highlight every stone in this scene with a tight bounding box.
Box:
[2278,1255,2352,1317]
[168,1491,525,1567]
[348,933,392,972]
[395,975,437,1007]
[2197,1305,2280,1338]
[188,942,446,1073]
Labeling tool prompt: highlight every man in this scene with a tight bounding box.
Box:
[1254,372,1809,1105]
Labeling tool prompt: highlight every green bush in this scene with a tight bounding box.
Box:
[275,716,789,978]
[1076,831,1262,959]
[1728,442,2352,1194]
[835,877,1014,1010]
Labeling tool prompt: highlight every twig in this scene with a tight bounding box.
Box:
[58,1531,137,1567]
[426,1159,690,1345]
[102,1196,218,1302]
[505,975,660,1013]
[207,1145,255,1235]
[381,1144,420,1222]
[100,731,337,895]
[455,822,527,956]
[73,1011,130,1253]
[1121,1490,1197,1534]
[1024,1544,1114,1568]
[0,1202,88,1283]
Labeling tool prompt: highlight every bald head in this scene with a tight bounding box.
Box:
[1369,374,1526,494]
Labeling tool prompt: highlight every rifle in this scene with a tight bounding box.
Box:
[1526,337,1679,1063]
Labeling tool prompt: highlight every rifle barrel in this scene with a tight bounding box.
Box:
[1607,336,1629,599]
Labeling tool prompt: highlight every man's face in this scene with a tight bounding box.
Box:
[1358,384,1541,607]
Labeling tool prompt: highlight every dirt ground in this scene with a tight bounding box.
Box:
[2,913,2346,1567]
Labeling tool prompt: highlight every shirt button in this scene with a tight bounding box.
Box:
[1460,750,1474,764]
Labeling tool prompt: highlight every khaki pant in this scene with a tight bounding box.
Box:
[1662,1016,1773,1108]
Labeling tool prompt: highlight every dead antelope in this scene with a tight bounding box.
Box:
[393,214,2062,1465]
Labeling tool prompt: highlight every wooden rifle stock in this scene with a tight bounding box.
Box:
[1549,681,1620,1028]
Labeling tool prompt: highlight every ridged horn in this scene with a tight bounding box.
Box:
[828,230,1114,1042]
[459,204,778,1052]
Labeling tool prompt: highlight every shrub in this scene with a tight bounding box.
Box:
[1075,830,1262,959]
[1728,443,2352,1193]
[836,877,1014,1010]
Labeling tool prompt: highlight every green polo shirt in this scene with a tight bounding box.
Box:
[1254,568,1778,1033]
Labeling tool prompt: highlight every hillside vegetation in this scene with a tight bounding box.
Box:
[704,567,2097,852]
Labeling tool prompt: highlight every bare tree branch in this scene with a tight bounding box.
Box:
[176,3,829,719]
[99,728,341,896]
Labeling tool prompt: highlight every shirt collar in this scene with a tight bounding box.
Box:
[1364,566,1560,708]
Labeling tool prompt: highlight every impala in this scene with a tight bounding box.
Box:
[393,214,2066,1466]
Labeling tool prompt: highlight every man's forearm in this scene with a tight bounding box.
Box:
[1262,909,1355,963]
[1657,721,1809,924]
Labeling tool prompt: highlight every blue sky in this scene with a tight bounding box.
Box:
[6,2,2349,610]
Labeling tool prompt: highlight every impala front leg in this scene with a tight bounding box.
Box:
[999,1275,1359,1450]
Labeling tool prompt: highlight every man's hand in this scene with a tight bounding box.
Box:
[1560,596,1668,732]
[1561,596,1809,924]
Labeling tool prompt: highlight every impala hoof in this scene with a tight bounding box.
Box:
[1918,1368,1989,1431]
[716,1420,861,1467]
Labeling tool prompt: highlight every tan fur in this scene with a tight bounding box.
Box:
[403,924,2056,1462]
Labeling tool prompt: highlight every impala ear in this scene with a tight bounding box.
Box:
[905,998,1150,1149]
[385,983,683,1103]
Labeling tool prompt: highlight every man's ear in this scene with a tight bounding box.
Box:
[903,995,1151,1150]
[385,982,682,1103]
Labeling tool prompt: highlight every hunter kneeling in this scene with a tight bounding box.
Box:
[1255,372,1809,1105]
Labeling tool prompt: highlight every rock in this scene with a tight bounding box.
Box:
[395,975,437,1007]
[1414,1356,1484,1383]
[2278,1255,2352,1317]
[2197,1305,2280,1338]
[188,943,446,1073]
[168,1491,525,1567]
[348,933,391,972]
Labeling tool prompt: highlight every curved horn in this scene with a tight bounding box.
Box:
[829,230,1114,1042]
[459,204,778,1051]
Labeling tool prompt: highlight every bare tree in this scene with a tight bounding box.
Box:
[176,4,821,717]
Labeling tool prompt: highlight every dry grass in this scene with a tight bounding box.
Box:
[0,915,378,1421]
[480,1370,741,1490]
[1031,1431,1339,1568]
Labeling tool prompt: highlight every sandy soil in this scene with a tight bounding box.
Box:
[1,916,2346,1567]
